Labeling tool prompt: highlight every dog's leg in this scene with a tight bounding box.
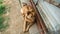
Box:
[26,23,33,32]
[23,19,27,32]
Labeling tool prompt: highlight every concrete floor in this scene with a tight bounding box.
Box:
[0,0,40,34]
[0,0,29,34]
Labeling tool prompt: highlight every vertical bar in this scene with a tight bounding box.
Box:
[29,0,48,34]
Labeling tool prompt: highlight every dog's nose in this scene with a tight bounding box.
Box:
[27,12,31,15]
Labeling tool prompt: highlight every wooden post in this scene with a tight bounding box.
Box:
[29,0,48,34]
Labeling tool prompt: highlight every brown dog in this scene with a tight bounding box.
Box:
[21,3,36,32]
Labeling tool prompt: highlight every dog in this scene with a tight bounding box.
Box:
[21,3,36,32]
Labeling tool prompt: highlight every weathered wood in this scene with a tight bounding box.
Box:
[29,0,48,34]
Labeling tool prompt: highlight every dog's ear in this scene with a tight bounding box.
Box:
[22,3,27,7]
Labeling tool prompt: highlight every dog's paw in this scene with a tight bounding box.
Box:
[23,29,29,33]
[25,29,29,32]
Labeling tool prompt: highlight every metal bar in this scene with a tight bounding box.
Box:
[18,0,22,8]
[29,0,48,34]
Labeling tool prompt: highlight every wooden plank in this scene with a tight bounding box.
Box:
[29,0,48,34]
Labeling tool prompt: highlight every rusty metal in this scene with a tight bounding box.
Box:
[29,0,48,34]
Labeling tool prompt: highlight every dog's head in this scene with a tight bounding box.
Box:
[21,3,35,17]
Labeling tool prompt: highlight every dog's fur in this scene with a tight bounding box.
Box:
[21,3,36,32]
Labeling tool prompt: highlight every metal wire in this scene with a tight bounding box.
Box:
[18,0,22,8]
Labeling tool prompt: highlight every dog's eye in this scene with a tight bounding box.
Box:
[27,12,31,15]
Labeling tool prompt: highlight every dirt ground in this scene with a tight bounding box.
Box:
[0,0,29,34]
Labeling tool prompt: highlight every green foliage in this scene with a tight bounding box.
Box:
[0,16,9,31]
[0,4,6,15]
[0,17,5,29]
[0,17,5,24]
[0,0,3,4]
[0,0,9,31]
